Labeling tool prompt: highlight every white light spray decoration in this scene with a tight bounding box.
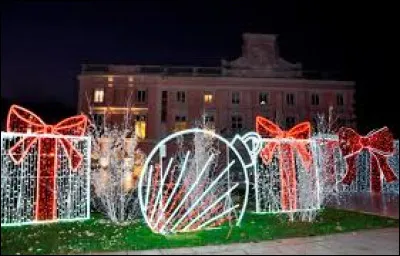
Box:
[138,128,262,235]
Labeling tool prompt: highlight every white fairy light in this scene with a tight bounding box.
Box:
[87,91,147,223]
[1,132,91,226]
[138,128,261,235]
[251,137,321,221]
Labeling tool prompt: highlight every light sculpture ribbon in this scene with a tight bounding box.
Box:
[338,126,397,194]
[6,105,88,221]
[256,116,312,211]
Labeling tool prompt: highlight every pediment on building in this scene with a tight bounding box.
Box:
[222,33,302,78]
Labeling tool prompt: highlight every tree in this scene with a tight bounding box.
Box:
[86,93,146,223]
[313,105,342,209]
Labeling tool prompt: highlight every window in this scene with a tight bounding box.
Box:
[312,115,318,124]
[337,94,344,106]
[93,113,105,129]
[128,76,134,82]
[174,116,187,131]
[286,93,295,105]
[107,76,114,87]
[94,88,105,103]
[161,91,168,122]
[176,91,186,103]
[204,92,213,103]
[137,90,146,103]
[259,92,269,105]
[311,93,320,106]
[232,92,240,104]
[135,115,146,139]
[204,115,214,123]
[231,115,243,130]
[286,116,296,128]
[204,114,215,131]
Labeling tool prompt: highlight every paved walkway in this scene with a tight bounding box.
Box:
[89,228,399,255]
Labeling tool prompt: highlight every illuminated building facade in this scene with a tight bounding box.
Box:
[78,33,355,152]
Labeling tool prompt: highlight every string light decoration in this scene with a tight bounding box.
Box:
[309,134,344,208]
[138,128,262,235]
[1,105,91,226]
[383,140,399,194]
[255,116,319,216]
[309,135,398,199]
[338,127,398,194]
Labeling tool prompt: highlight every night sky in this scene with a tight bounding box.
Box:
[1,1,397,135]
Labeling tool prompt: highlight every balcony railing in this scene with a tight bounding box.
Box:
[81,64,304,78]
[81,64,348,80]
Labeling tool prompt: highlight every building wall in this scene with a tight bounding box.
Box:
[77,33,355,154]
[78,74,356,154]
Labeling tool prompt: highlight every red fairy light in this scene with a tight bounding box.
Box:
[256,116,312,211]
[338,127,397,194]
[6,105,88,221]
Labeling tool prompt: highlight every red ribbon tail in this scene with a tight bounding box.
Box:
[59,138,83,170]
[8,137,38,164]
[296,144,313,170]
[260,143,277,165]
[370,154,382,194]
[375,153,398,183]
[341,154,358,185]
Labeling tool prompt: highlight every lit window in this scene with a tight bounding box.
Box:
[174,116,187,131]
[137,90,146,102]
[232,92,240,104]
[135,115,146,139]
[94,89,105,103]
[286,93,295,105]
[108,76,114,82]
[311,93,320,106]
[286,116,296,128]
[128,76,134,82]
[337,94,344,106]
[176,91,186,103]
[231,115,243,130]
[259,92,269,105]
[204,92,213,103]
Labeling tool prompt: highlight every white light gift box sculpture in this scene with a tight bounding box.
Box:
[1,105,91,226]
[252,117,322,218]
[314,131,399,196]
[138,128,262,235]
[383,140,399,194]
[1,132,91,226]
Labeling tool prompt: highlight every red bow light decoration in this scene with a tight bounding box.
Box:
[256,116,312,211]
[6,105,88,221]
[338,127,397,194]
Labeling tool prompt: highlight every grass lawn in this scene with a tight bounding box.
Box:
[1,208,398,255]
